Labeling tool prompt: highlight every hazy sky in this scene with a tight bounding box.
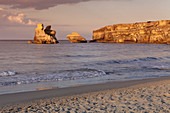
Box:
[0,0,170,40]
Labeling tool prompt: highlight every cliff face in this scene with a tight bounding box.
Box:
[29,24,59,44]
[93,20,170,44]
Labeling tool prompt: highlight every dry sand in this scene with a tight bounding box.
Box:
[0,77,170,113]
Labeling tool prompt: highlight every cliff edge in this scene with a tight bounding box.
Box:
[93,20,170,44]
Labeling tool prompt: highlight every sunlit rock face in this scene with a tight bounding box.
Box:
[92,20,170,44]
[28,24,59,44]
[67,32,87,43]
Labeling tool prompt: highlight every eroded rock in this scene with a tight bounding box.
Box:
[67,32,87,43]
[92,20,170,44]
[28,24,59,44]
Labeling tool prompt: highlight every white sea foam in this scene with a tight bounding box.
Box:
[0,68,106,86]
[151,65,170,70]
[0,71,17,77]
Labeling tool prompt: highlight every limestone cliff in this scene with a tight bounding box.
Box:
[92,20,170,44]
[67,32,87,43]
[28,24,59,44]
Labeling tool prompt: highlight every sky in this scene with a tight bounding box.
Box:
[0,0,170,40]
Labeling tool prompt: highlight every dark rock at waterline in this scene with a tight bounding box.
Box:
[89,40,97,43]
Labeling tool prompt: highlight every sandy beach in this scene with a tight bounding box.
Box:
[0,77,170,113]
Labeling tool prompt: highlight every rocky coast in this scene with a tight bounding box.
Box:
[28,24,59,44]
[92,20,170,44]
[28,20,170,44]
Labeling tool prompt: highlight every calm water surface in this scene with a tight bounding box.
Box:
[0,40,170,94]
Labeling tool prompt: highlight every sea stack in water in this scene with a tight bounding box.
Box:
[92,20,170,44]
[28,24,59,44]
[67,32,87,43]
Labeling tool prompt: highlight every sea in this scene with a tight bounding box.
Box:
[0,40,170,94]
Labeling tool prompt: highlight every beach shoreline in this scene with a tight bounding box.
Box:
[0,76,170,112]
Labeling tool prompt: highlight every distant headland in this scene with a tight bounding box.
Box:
[29,20,170,44]
[92,20,170,44]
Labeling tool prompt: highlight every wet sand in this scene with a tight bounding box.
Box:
[0,76,170,112]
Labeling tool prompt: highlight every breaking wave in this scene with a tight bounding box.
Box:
[0,71,17,77]
[0,68,106,86]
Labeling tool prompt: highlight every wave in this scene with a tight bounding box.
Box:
[148,65,170,70]
[0,68,106,86]
[42,55,96,59]
[105,57,162,64]
[63,55,95,58]
[0,71,17,77]
[165,56,170,59]
[122,74,170,80]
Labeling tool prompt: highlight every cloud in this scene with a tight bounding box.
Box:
[0,0,118,10]
[0,0,87,10]
[7,13,36,25]
[0,8,38,25]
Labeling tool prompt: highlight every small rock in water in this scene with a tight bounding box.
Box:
[67,32,87,43]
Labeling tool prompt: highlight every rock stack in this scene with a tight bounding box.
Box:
[28,24,59,44]
[67,32,87,43]
[92,20,170,44]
